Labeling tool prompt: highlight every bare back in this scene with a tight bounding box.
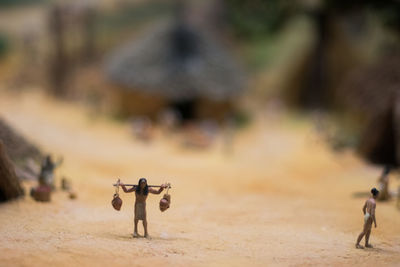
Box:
[365,198,376,215]
[364,197,376,219]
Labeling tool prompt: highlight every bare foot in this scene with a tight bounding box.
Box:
[132,232,140,238]
[365,244,373,248]
[144,234,152,240]
[356,244,364,249]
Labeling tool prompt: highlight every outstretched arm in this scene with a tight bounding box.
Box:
[55,157,64,168]
[149,184,168,194]
[120,182,136,193]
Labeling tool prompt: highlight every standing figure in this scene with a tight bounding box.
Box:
[38,155,63,189]
[356,188,379,249]
[120,178,167,238]
[397,185,400,210]
[377,165,391,201]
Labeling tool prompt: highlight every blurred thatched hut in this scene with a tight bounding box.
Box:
[0,118,42,164]
[340,51,400,166]
[0,118,38,201]
[0,118,42,181]
[0,141,24,202]
[105,20,245,121]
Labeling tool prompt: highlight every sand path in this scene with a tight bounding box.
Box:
[0,92,399,266]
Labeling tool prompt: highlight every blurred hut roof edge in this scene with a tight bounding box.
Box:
[104,19,246,102]
[339,50,400,166]
[0,118,42,164]
[342,50,400,118]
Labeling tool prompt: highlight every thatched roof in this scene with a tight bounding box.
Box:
[0,141,24,202]
[341,51,400,118]
[339,51,400,166]
[105,21,245,102]
[0,118,42,164]
[358,105,398,166]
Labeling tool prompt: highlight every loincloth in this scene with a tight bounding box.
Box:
[364,212,373,230]
[135,202,146,220]
[364,212,370,223]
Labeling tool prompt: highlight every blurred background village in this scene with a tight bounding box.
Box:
[0,0,400,265]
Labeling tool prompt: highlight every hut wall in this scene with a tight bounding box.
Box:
[196,99,233,121]
[113,87,167,119]
[111,87,235,121]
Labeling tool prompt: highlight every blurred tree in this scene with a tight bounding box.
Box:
[81,6,97,63]
[288,0,400,110]
[0,0,42,7]
[48,4,69,97]
[225,0,297,39]
[325,0,400,34]
[0,34,9,59]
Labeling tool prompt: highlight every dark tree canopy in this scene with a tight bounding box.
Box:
[325,0,400,32]
[225,0,296,39]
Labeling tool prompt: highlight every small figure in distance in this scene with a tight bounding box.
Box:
[377,165,391,201]
[39,155,63,189]
[356,188,379,249]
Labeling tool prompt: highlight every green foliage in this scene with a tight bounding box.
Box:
[0,34,9,59]
[233,110,252,129]
[0,0,43,7]
[95,1,174,52]
[225,0,297,39]
[369,1,400,31]
[325,0,400,32]
[97,1,174,33]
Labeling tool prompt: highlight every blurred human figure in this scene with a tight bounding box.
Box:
[200,119,219,138]
[130,117,154,142]
[356,188,379,249]
[119,178,168,238]
[397,186,400,210]
[182,122,212,149]
[223,115,235,155]
[377,165,391,201]
[158,108,181,135]
[39,155,63,189]
[61,177,71,191]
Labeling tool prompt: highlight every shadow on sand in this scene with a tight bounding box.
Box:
[100,232,190,242]
[352,191,370,198]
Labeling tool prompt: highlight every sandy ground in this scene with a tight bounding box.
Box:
[0,91,400,267]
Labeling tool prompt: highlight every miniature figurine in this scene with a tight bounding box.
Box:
[377,166,391,201]
[356,188,379,249]
[38,155,63,189]
[119,178,168,238]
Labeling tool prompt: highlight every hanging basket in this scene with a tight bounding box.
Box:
[112,193,122,211]
[159,185,171,212]
[111,179,122,211]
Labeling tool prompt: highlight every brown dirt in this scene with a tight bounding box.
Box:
[0,91,399,266]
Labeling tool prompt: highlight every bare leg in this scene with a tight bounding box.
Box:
[133,219,139,237]
[143,219,150,238]
[356,231,365,249]
[365,229,372,248]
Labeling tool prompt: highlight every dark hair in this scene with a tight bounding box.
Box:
[136,178,148,195]
[371,188,379,196]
